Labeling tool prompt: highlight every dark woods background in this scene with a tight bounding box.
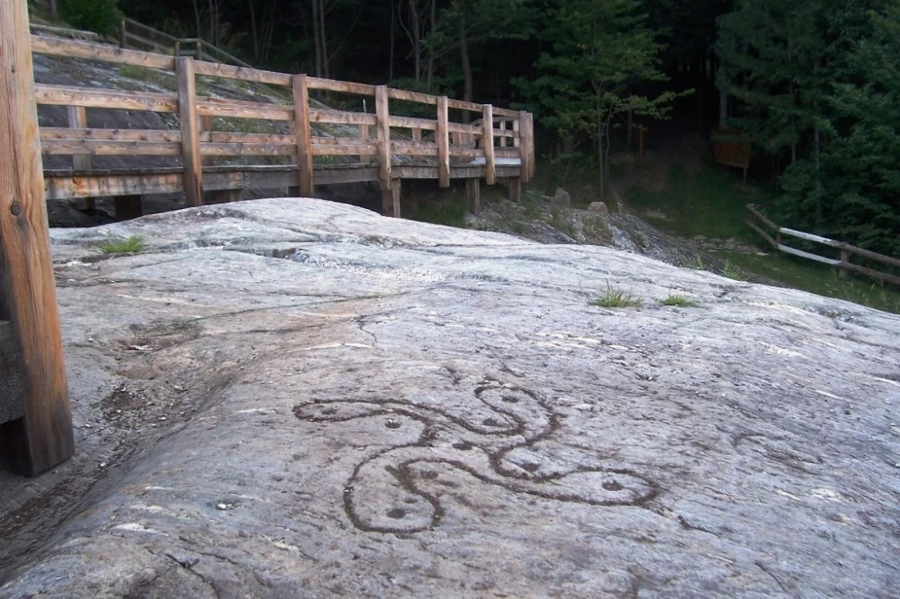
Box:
[54,0,900,257]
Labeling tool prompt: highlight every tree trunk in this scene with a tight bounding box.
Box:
[460,7,472,103]
[426,0,436,92]
[248,0,259,61]
[408,0,421,82]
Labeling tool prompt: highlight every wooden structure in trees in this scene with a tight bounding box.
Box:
[714,128,750,183]
[0,0,74,477]
[30,35,535,217]
[747,204,900,287]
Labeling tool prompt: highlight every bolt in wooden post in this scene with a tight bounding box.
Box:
[482,104,496,185]
[0,0,74,476]
[292,74,314,196]
[437,96,450,188]
[176,57,203,206]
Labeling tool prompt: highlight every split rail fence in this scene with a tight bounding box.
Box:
[747,204,900,287]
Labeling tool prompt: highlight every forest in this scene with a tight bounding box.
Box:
[58,0,900,258]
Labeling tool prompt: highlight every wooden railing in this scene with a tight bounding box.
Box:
[31,34,535,211]
[747,204,900,287]
[118,18,252,68]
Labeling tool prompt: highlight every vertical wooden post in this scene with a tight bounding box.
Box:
[49,0,58,19]
[119,19,126,49]
[466,178,481,215]
[375,85,392,191]
[482,104,496,185]
[839,248,849,279]
[391,180,401,218]
[0,0,74,476]
[292,75,314,196]
[412,127,422,166]
[437,96,450,188]
[508,177,522,203]
[525,112,535,180]
[499,120,507,148]
[176,57,203,206]
[68,106,95,210]
[359,123,371,164]
[517,111,528,183]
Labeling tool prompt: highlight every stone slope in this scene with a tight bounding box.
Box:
[1,198,899,597]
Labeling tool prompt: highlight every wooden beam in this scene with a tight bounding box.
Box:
[518,111,529,183]
[482,104,496,185]
[466,178,481,215]
[192,61,292,86]
[196,97,294,121]
[41,139,182,156]
[437,96,450,188]
[30,35,175,70]
[306,77,376,96]
[391,179,401,218]
[0,321,25,425]
[508,177,522,203]
[359,124,372,163]
[310,109,377,127]
[176,57,202,207]
[35,84,177,113]
[292,74,314,196]
[67,106,91,171]
[0,0,74,476]
[375,85,391,191]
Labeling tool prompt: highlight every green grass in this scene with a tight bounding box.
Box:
[660,294,699,307]
[593,284,643,308]
[720,259,746,280]
[100,236,146,255]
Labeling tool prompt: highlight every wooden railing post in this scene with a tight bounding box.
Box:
[375,84,392,195]
[437,96,450,188]
[175,57,203,206]
[517,111,530,183]
[840,248,849,279]
[119,18,126,49]
[482,104,496,185]
[359,123,371,164]
[0,0,74,476]
[292,74,315,196]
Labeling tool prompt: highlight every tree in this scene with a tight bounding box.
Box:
[523,0,675,198]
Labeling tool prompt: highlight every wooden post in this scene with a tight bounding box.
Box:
[526,112,535,180]
[292,75,315,197]
[0,0,74,476]
[119,19,126,49]
[840,248,849,279]
[517,111,528,183]
[412,127,422,166]
[499,120,507,148]
[466,178,481,215]
[482,104,496,185]
[359,124,371,164]
[437,96,450,188]
[375,85,392,191]
[176,57,203,206]
[68,106,95,210]
[508,177,522,203]
[390,180,401,218]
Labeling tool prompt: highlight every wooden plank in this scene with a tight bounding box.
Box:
[311,144,378,156]
[35,84,177,113]
[466,178,480,215]
[482,104,496,185]
[747,204,778,233]
[747,220,778,250]
[437,96,450,188]
[0,321,25,424]
[30,35,175,70]
[446,98,483,113]
[779,227,843,248]
[393,140,438,157]
[124,31,171,55]
[197,97,294,121]
[45,172,184,199]
[358,123,372,163]
[42,139,182,155]
[200,142,298,156]
[517,111,528,182]
[841,262,900,287]
[508,177,522,203]
[447,122,481,135]
[208,132,297,145]
[123,17,178,42]
[0,0,74,476]
[387,88,439,105]
[387,115,437,131]
[292,74,314,196]
[67,106,91,171]
[310,109,377,126]
[375,85,391,191]
[777,244,841,266]
[176,57,203,207]
[844,245,900,270]
[391,180,401,218]
[192,61,292,86]
[41,127,183,143]
[306,77,376,96]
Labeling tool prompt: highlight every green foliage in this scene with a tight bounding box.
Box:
[720,259,745,280]
[592,284,643,308]
[660,294,699,307]
[60,0,121,35]
[410,201,469,229]
[100,236,145,255]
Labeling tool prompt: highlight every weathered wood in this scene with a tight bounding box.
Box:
[844,244,900,270]
[30,35,176,70]
[517,111,528,182]
[466,178,481,215]
[292,74,314,196]
[746,220,777,250]
[123,31,171,55]
[747,205,778,234]
[839,250,850,279]
[192,60,291,86]
[780,227,843,248]
[777,245,841,266]
[393,141,439,156]
[113,195,142,220]
[35,84,178,113]
[45,171,184,199]
[841,261,900,287]
[310,109,377,126]
[358,124,372,163]
[41,127,182,143]
[122,17,178,43]
[310,144,378,156]
[67,106,91,172]
[42,139,182,156]
[437,96,450,188]
[387,88,439,105]
[176,57,202,207]
[391,180,401,218]
[525,112,535,179]
[508,177,522,203]
[0,321,25,425]
[375,85,391,192]
[0,0,74,476]
[306,77,376,96]
[200,142,298,156]
[482,104,496,185]
[197,97,293,121]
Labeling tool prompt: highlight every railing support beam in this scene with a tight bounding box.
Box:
[176,57,203,206]
[292,74,314,196]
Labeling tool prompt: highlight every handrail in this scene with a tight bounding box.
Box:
[747,204,900,287]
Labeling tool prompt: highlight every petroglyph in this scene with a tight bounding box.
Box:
[294,378,656,533]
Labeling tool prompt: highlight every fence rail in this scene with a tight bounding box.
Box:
[747,204,900,287]
[31,34,535,211]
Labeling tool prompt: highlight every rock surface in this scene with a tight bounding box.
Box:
[2,198,899,598]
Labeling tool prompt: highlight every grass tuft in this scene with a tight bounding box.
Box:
[720,259,745,280]
[593,283,643,308]
[661,294,698,307]
[100,236,146,255]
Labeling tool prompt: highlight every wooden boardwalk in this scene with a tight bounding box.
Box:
[32,36,535,219]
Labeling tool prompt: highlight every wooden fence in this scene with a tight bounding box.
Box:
[747,204,900,287]
[118,18,252,68]
[31,34,535,215]
[1,0,73,477]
